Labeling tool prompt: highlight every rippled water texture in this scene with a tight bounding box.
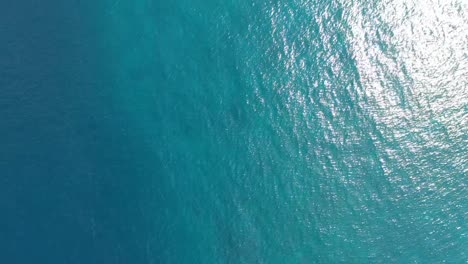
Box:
[97,0,468,262]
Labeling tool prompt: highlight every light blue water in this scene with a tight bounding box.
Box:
[1,0,466,263]
[99,0,467,262]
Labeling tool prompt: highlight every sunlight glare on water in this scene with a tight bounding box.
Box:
[101,0,467,262]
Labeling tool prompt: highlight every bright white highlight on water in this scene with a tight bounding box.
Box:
[347,0,467,150]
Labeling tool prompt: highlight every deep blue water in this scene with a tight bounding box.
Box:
[1,0,467,263]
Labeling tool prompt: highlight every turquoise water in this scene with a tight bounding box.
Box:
[1,0,466,263]
[101,0,467,262]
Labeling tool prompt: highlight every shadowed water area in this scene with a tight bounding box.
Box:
[0,0,467,263]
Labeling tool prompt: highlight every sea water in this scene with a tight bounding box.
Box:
[1,0,466,263]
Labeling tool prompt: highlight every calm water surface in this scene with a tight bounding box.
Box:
[1,0,466,263]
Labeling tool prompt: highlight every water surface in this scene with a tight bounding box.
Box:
[1,0,466,263]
